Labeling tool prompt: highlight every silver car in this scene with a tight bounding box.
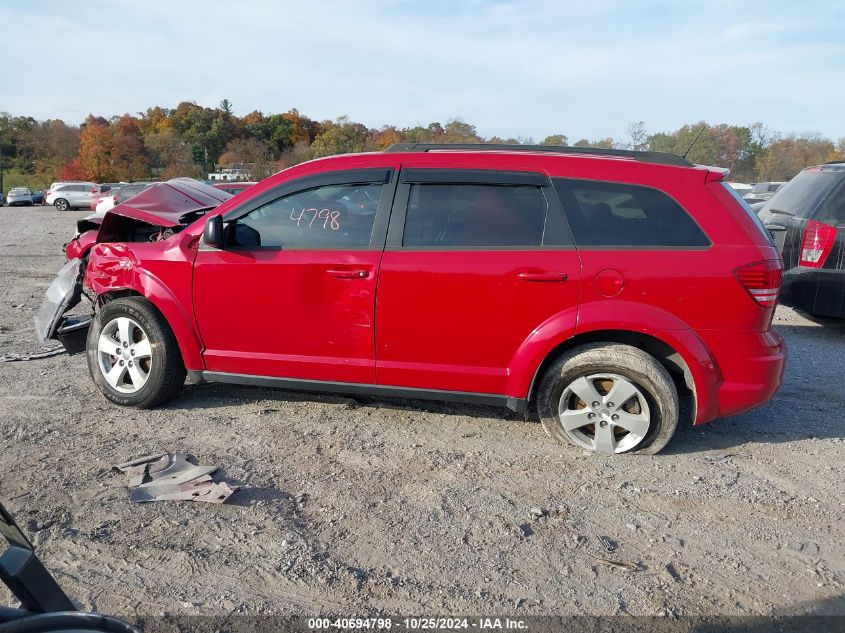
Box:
[45,182,97,211]
[5,187,34,206]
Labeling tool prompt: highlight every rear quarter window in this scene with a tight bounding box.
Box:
[719,181,775,246]
[553,179,709,247]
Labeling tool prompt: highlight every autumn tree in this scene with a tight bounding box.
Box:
[110,115,150,180]
[755,135,837,181]
[78,115,114,181]
[218,137,271,167]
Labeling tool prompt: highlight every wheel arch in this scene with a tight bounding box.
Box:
[91,281,204,371]
[524,329,714,425]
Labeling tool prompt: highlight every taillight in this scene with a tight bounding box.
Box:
[734,260,783,308]
[799,220,836,268]
[113,195,118,204]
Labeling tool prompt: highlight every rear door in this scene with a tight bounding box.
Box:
[193,167,397,383]
[70,184,89,207]
[375,168,581,395]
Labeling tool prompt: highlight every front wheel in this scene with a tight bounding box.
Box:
[54,198,69,211]
[86,297,186,408]
[536,344,679,455]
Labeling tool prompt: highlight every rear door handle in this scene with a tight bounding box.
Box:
[326,268,370,279]
[517,271,568,282]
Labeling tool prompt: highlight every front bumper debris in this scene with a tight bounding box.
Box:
[33,258,92,355]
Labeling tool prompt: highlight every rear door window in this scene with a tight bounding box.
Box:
[402,183,547,247]
[553,179,709,247]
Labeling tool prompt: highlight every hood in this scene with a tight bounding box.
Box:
[77,178,231,234]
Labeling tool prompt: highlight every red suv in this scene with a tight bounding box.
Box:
[40,145,786,454]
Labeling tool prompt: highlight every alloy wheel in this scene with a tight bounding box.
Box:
[96,316,153,394]
[558,373,651,454]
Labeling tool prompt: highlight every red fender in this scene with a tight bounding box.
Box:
[84,243,205,371]
[506,300,721,424]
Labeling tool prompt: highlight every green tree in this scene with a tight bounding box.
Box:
[541,134,569,146]
[310,116,369,158]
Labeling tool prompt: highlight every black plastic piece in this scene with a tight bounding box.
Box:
[0,611,139,632]
[201,371,527,412]
[55,316,92,356]
[384,143,693,167]
[0,548,76,614]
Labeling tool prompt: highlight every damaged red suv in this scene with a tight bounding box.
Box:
[36,145,786,454]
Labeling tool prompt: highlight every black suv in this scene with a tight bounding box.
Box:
[759,162,845,318]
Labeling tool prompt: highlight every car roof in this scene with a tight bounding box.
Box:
[383,143,694,167]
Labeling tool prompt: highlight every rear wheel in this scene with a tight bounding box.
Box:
[536,344,678,455]
[54,198,69,211]
[87,297,186,408]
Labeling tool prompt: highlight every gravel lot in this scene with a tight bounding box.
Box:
[0,205,843,619]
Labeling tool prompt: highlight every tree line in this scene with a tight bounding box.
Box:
[1,100,843,190]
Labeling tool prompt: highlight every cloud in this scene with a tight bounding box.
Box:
[1,0,843,142]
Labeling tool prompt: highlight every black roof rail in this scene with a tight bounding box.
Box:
[384,143,693,167]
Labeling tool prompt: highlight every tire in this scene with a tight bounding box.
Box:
[54,198,69,211]
[536,344,678,455]
[86,297,186,408]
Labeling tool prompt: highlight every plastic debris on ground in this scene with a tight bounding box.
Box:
[113,452,238,504]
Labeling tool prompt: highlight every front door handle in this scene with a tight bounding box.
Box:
[517,271,568,282]
[326,268,370,279]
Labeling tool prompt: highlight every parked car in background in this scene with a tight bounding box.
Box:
[744,181,786,205]
[31,190,44,204]
[6,187,34,206]
[728,182,753,197]
[45,182,98,210]
[94,182,157,213]
[212,181,258,195]
[38,145,785,456]
[757,162,845,318]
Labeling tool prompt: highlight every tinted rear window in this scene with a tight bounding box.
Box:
[118,185,147,201]
[553,179,709,247]
[761,168,845,219]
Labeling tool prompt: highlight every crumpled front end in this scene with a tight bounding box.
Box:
[34,177,228,355]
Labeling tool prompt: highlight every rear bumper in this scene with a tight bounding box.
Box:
[698,328,786,422]
[780,266,845,318]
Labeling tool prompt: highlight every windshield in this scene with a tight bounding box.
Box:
[761,168,845,219]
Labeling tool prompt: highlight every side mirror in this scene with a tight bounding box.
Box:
[203,215,224,248]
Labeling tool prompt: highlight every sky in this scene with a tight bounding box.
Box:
[2,0,844,143]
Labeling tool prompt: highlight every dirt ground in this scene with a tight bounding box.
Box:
[0,204,843,619]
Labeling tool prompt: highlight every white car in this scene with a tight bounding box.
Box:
[44,182,97,211]
[728,182,753,197]
[5,187,34,206]
[94,182,155,213]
